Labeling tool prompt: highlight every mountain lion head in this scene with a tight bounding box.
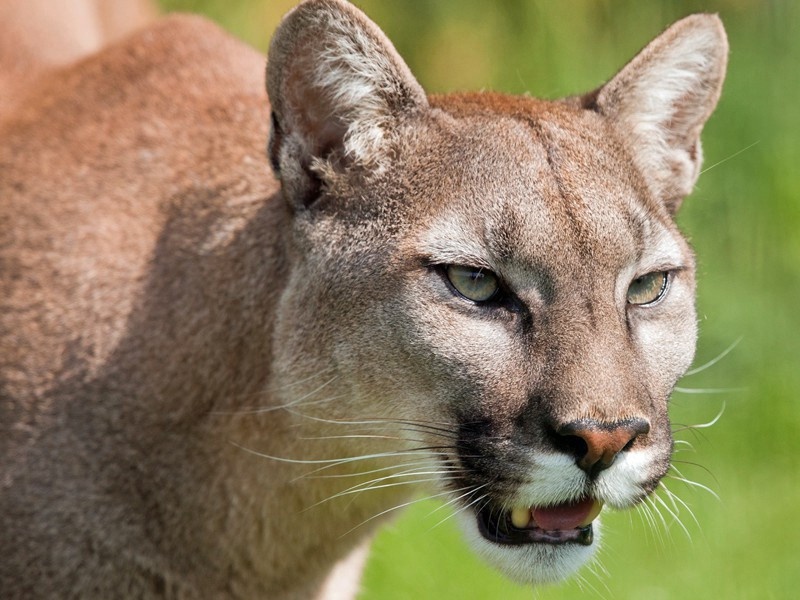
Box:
[267,0,727,584]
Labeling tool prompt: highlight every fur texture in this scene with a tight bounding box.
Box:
[0,1,727,597]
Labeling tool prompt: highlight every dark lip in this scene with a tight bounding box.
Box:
[475,502,594,546]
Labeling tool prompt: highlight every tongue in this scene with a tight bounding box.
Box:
[532,497,595,531]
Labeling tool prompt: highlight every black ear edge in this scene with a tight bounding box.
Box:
[268,110,327,210]
[268,111,283,176]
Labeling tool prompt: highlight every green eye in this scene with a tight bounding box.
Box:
[627,271,669,306]
[446,265,500,303]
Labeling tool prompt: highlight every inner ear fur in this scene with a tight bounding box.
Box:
[266,0,427,208]
[588,14,728,213]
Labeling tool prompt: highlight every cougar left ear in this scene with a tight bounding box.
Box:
[266,0,428,208]
[586,14,728,213]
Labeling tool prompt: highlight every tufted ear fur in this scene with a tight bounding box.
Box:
[266,0,428,208]
[587,14,728,213]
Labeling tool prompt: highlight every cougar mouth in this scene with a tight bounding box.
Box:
[475,497,603,546]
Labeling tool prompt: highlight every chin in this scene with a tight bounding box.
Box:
[457,510,601,585]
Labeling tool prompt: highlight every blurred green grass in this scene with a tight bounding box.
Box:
[160,1,800,597]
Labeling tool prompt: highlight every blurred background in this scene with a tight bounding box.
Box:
[155,1,796,598]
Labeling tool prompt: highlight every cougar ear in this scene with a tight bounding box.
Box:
[266,0,428,208]
[588,14,728,213]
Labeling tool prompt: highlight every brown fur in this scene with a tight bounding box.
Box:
[0,1,727,597]
[0,0,156,118]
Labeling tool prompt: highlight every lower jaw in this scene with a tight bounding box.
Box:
[476,503,594,546]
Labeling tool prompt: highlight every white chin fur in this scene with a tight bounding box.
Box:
[456,511,601,585]
[593,447,658,508]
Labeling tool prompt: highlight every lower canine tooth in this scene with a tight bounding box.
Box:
[577,525,594,546]
[510,506,531,528]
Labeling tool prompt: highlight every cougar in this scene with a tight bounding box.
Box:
[0,0,727,597]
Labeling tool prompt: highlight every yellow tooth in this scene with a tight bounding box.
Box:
[579,500,604,527]
[510,506,531,528]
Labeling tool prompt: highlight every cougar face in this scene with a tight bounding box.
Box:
[405,110,696,581]
[273,96,698,582]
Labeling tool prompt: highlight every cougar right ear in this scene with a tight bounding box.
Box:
[266,0,427,208]
[587,14,728,213]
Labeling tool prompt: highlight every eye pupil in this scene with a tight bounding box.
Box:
[445,265,499,303]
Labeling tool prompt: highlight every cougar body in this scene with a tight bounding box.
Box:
[0,1,727,597]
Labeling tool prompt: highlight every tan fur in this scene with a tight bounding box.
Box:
[0,0,156,118]
[0,1,727,597]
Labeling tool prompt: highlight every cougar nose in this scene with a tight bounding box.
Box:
[556,418,650,476]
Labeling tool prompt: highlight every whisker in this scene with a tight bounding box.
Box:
[653,492,691,541]
[427,485,483,519]
[660,485,681,516]
[651,495,673,545]
[315,424,461,441]
[589,548,611,579]
[228,441,457,466]
[699,140,760,175]
[337,486,474,538]
[290,446,472,473]
[213,376,340,415]
[637,500,664,546]
[660,482,700,530]
[372,426,461,441]
[282,410,467,439]
[633,503,650,543]
[668,463,688,479]
[673,386,744,395]
[673,439,695,449]
[684,337,742,376]
[574,565,609,600]
[327,467,464,498]
[306,475,464,509]
[574,572,588,596]
[265,394,346,411]
[665,474,720,502]
[671,402,726,433]
[426,486,483,518]
[209,367,337,410]
[644,495,670,545]
[287,414,460,429]
[429,487,489,530]
[296,458,450,481]
[670,460,720,485]
[298,434,433,445]
[644,501,664,545]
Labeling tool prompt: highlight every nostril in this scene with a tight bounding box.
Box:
[545,422,588,459]
[553,433,588,461]
[621,436,637,453]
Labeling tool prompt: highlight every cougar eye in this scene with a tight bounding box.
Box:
[445,265,500,303]
[627,271,669,306]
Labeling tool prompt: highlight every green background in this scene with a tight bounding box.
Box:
[159,1,799,597]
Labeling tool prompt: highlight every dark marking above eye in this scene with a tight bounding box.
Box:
[583,297,596,328]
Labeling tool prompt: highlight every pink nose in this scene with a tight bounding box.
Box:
[556,418,650,475]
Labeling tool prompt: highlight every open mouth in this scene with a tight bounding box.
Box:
[476,497,603,546]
